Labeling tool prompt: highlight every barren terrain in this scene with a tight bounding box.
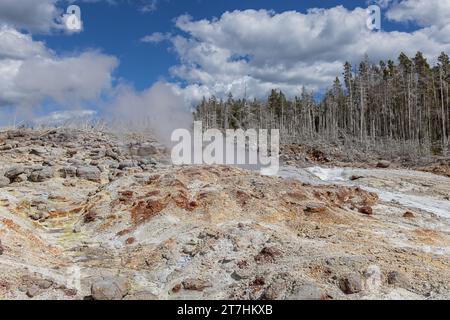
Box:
[1,128,449,300]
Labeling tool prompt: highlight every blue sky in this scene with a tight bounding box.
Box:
[35,0,417,91]
[0,0,449,124]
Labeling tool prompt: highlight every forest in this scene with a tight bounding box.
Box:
[194,52,450,156]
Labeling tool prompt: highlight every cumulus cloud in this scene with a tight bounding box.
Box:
[0,26,118,108]
[0,26,190,140]
[164,6,450,102]
[0,0,60,33]
[386,0,450,27]
[0,0,159,34]
[0,0,88,34]
[0,27,48,60]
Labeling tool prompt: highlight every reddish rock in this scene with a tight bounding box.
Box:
[116,227,136,237]
[336,188,352,203]
[182,279,212,291]
[308,148,329,163]
[64,288,78,297]
[125,237,135,245]
[188,200,198,209]
[131,198,168,225]
[403,211,415,218]
[254,246,282,263]
[236,190,252,206]
[304,203,327,214]
[359,206,373,215]
[146,174,161,184]
[251,276,266,287]
[171,190,196,211]
[0,280,10,290]
[145,190,160,197]
[84,210,97,223]
[172,283,182,293]
[118,191,134,203]
[165,178,186,189]
[237,260,249,269]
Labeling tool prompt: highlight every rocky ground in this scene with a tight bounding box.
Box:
[1,128,449,300]
[281,143,450,177]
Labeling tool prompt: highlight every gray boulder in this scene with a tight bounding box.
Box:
[91,277,129,300]
[387,271,410,288]
[137,144,159,157]
[29,147,47,156]
[29,168,54,182]
[5,166,25,179]
[105,149,120,160]
[287,283,328,300]
[36,279,53,290]
[14,173,28,183]
[260,281,287,300]
[59,166,77,178]
[76,166,101,182]
[118,160,138,170]
[0,144,12,151]
[26,285,40,298]
[67,159,85,166]
[376,160,391,168]
[0,176,10,188]
[339,273,363,294]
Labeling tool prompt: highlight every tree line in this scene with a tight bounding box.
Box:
[194,52,450,155]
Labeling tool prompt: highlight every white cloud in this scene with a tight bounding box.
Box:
[141,32,171,43]
[166,7,450,101]
[386,0,450,27]
[0,0,60,33]
[140,0,158,13]
[15,52,118,104]
[0,26,118,108]
[0,27,48,59]
[0,0,158,34]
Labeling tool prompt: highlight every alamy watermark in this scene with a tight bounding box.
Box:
[171,122,280,175]
[367,5,381,31]
[64,5,83,32]
[60,4,378,33]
